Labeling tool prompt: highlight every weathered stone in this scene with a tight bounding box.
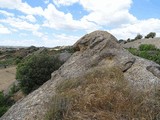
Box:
[122,58,136,72]
[1,30,160,120]
[147,66,160,79]
[58,52,72,62]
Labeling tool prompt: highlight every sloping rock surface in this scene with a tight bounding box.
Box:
[1,30,160,120]
[122,37,160,49]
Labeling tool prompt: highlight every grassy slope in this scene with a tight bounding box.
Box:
[45,66,160,120]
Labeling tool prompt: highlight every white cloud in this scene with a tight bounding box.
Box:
[80,0,132,12]
[44,0,50,4]
[0,17,39,31]
[44,0,137,32]
[0,24,11,34]
[0,0,43,16]
[0,0,43,37]
[18,2,43,15]
[0,0,21,9]
[0,0,160,47]
[32,31,44,37]
[43,4,99,31]
[0,17,44,38]
[19,15,36,23]
[109,18,160,39]
[0,33,79,47]
[79,0,137,27]
[26,15,36,22]
[0,39,42,47]
[0,10,14,17]
[10,28,18,32]
[53,0,79,6]
[43,33,80,47]
[0,0,137,32]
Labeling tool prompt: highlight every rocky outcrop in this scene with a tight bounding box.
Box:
[58,52,72,62]
[147,66,160,79]
[1,30,160,120]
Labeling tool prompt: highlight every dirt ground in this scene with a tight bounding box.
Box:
[0,66,16,91]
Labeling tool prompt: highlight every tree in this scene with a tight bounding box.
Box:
[134,34,143,40]
[118,39,125,43]
[145,32,156,39]
[16,54,63,94]
[127,38,131,42]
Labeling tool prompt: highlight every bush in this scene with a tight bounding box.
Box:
[0,92,14,117]
[127,48,139,56]
[145,32,156,38]
[0,58,15,66]
[14,57,22,65]
[9,83,20,95]
[16,54,63,94]
[128,44,160,65]
[134,34,143,40]
[139,44,157,51]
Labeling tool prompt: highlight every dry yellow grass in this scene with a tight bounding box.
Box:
[0,66,16,91]
[46,66,160,120]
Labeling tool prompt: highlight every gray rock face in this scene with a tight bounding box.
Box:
[58,52,72,62]
[1,30,160,120]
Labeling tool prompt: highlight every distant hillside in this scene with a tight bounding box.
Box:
[122,37,160,49]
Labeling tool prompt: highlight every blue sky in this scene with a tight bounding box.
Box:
[0,0,160,47]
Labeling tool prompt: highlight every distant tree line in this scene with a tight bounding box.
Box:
[144,32,156,39]
[119,32,156,44]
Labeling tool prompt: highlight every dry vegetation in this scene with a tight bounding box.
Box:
[45,66,160,120]
[0,66,16,91]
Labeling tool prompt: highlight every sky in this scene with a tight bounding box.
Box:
[0,0,160,47]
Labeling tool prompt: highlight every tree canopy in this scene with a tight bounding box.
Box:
[145,32,156,39]
[16,54,63,94]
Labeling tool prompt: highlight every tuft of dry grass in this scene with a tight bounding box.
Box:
[45,66,160,120]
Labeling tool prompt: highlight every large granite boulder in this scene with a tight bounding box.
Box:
[1,30,160,120]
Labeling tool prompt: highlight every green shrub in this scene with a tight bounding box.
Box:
[9,84,20,96]
[0,58,15,66]
[16,54,63,94]
[0,92,14,117]
[14,57,22,65]
[128,44,160,65]
[139,44,157,51]
[127,48,139,56]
